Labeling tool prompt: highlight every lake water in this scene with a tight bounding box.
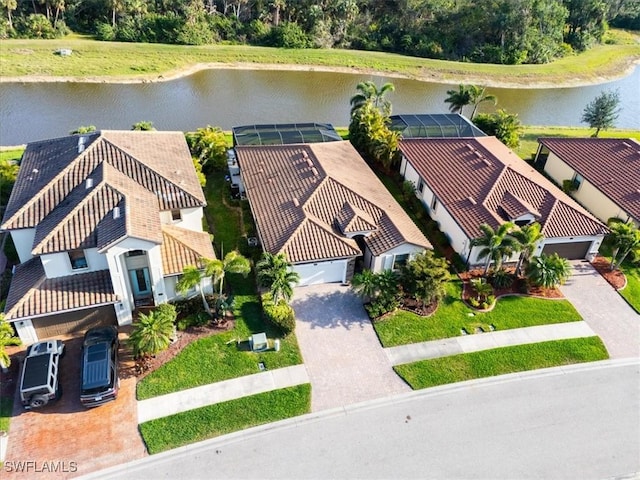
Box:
[1,66,638,146]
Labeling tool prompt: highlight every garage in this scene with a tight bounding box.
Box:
[32,305,117,339]
[542,241,592,260]
[294,260,348,287]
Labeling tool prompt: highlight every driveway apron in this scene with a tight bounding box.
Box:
[560,261,640,359]
[291,284,409,412]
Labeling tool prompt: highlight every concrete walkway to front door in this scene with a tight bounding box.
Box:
[291,284,410,412]
[560,261,640,359]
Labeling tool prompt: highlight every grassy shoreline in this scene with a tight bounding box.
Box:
[1,31,639,88]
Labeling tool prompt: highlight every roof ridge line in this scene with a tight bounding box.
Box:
[32,177,114,254]
[1,134,101,230]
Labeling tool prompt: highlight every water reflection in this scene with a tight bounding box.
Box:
[1,66,637,146]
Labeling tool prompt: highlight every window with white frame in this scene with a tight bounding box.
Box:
[417,179,425,195]
[430,196,438,212]
[171,209,181,221]
[393,253,409,270]
[68,249,88,269]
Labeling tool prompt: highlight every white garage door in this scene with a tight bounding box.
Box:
[294,260,347,286]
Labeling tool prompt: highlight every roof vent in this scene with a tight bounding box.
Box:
[465,143,474,151]
[302,151,309,159]
[306,158,314,168]
[292,198,299,207]
[85,178,94,189]
[311,167,319,176]
[468,196,477,205]
[32,168,39,174]
[474,150,483,159]
[482,158,492,167]
[78,136,86,153]
[113,206,120,219]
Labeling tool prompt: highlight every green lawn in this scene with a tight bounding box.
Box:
[1,31,638,86]
[0,395,12,432]
[394,337,609,389]
[0,148,24,162]
[618,263,640,314]
[139,384,311,454]
[516,126,640,161]
[374,281,582,347]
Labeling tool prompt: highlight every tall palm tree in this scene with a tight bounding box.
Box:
[350,81,395,116]
[176,265,212,316]
[511,222,544,277]
[607,220,640,271]
[206,251,251,296]
[256,252,300,303]
[526,253,572,289]
[0,316,21,368]
[468,85,497,119]
[474,222,517,276]
[444,84,472,116]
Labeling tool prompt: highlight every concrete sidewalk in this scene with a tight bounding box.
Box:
[137,364,309,423]
[384,321,596,366]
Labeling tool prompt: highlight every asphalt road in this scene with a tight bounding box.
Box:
[84,360,640,480]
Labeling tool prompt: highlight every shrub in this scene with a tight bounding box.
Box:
[129,309,175,358]
[170,297,202,319]
[176,312,210,331]
[469,297,480,308]
[263,295,296,335]
[155,303,177,324]
[491,269,513,289]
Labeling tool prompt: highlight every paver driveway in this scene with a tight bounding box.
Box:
[560,261,640,359]
[291,284,409,412]
[4,334,146,479]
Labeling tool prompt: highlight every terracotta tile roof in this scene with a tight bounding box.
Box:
[1,131,204,254]
[161,225,216,276]
[539,137,640,222]
[399,137,608,240]
[237,141,431,264]
[4,258,117,321]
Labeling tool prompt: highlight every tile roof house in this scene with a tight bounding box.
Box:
[535,138,640,227]
[236,141,432,286]
[1,131,215,344]
[398,137,608,265]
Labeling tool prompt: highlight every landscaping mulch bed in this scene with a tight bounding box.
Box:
[459,268,564,304]
[120,319,235,381]
[399,297,438,317]
[590,255,626,290]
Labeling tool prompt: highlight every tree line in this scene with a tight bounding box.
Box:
[2,0,639,64]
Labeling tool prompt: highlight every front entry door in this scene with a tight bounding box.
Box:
[129,268,151,298]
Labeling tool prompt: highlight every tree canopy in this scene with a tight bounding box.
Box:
[581,90,621,137]
[2,0,633,65]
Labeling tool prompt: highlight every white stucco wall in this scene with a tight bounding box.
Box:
[370,244,425,273]
[10,229,36,263]
[159,206,205,231]
[41,248,109,279]
[544,152,635,225]
[164,274,213,302]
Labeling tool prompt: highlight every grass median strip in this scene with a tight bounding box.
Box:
[374,281,582,347]
[139,384,311,454]
[394,337,609,390]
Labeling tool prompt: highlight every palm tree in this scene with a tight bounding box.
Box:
[256,252,300,303]
[470,277,493,301]
[176,265,212,316]
[511,223,544,277]
[351,269,379,302]
[526,253,572,289]
[0,316,21,368]
[607,220,640,271]
[468,85,497,119]
[350,81,395,116]
[128,309,175,357]
[206,251,251,297]
[444,84,472,116]
[474,222,517,276]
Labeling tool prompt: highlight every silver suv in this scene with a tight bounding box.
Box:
[19,340,65,409]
